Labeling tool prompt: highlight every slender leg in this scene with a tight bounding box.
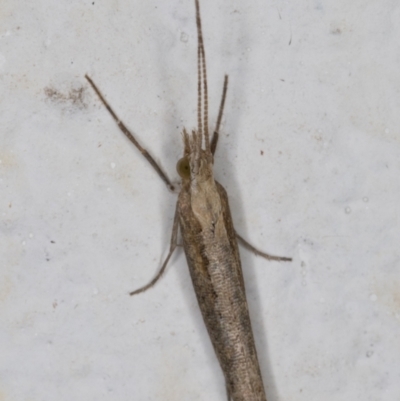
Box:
[211,75,229,156]
[85,75,175,191]
[236,232,292,262]
[130,205,180,296]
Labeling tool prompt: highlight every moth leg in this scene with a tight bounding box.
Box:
[85,75,175,191]
[211,75,229,156]
[130,205,179,296]
[236,232,292,262]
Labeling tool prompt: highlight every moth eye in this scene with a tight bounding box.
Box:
[176,157,191,179]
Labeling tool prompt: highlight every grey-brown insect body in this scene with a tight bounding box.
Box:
[178,126,267,401]
[85,0,291,399]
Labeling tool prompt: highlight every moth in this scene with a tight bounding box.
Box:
[85,1,291,400]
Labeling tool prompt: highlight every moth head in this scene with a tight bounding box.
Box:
[178,128,213,183]
[176,156,190,179]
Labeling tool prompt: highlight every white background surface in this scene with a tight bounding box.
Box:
[1,0,400,400]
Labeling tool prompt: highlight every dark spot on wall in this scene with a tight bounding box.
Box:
[44,84,88,112]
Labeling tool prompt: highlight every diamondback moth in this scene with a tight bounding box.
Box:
[85,1,291,400]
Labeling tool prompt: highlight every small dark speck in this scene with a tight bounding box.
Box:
[46,258,50,261]
[260,150,264,155]
[44,85,87,110]
[331,28,341,35]
[92,1,95,4]
[51,240,55,244]
[280,79,285,82]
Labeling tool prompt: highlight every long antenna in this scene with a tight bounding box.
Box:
[195,0,209,152]
[196,5,203,145]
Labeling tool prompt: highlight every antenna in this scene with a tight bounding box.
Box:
[195,0,210,152]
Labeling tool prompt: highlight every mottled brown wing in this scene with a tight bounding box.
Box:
[177,180,266,401]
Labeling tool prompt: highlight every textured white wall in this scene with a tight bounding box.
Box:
[1,0,399,400]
